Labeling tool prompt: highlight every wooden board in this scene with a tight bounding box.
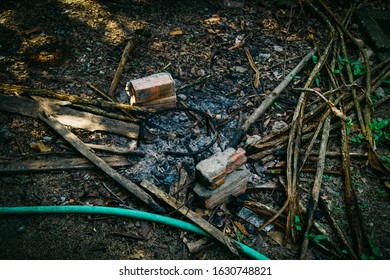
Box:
[0,95,143,139]
[0,155,132,174]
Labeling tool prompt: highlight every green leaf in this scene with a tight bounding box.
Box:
[338,55,344,65]
[314,235,327,244]
[294,215,301,224]
[372,246,380,256]
[305,233,316,239]
[312,55,318,64]
[382,78,390,85]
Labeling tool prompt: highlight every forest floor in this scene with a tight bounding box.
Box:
[0,0,389,260]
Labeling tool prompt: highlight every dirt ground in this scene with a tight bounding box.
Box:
[0,0,389,260]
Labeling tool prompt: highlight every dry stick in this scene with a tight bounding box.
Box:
[228,48,317,148]
[140,180,241,256]
[317,198,358,259]
[294,88,348,121]
[339,102,373,257]
[38,112,165,214]
[108,38,136,98]
[244,47,261,89]
[339,26,366,135]
[372,69,390,93]
[0,83,152,116]
[88,81,145,119]
[286,40,333,243]
[299,108,331,259]
[69,104,139,123]
[318,0,374,149]
[85,143,145,157]
[298,91,348,172]
[247,83,358,151]
[87,82,116,102]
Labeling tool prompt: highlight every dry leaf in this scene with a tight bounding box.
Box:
[30,141,51,153]
[207,28,220,34]
[234,221,250,237]
[170,28,183,36]
[267,231,291,249]
[204,14,220,24]
[128,249,145,260]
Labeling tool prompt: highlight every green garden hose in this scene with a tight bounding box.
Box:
[0,205,270,260]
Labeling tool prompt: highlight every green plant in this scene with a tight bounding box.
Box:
[312,55,318,64]
[351,61,365,76]
[322,174,333,181]
[350,133,364,143]
[315,72,321,86]
[369,119,389,142]
[358,202,368,209]
[346,118,353,134]
[294,215,302,231]
[333,57,365,77]
[305,233,327,244]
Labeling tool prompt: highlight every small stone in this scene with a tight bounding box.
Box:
[273,45,283,52]
[177,94,187,101]
[231,66,247,73]
[245,135,261,147]
[272,120,288,132]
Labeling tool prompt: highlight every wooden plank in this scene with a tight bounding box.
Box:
[38,112,165,213]
[0,95,145,139]
[0,155,132,174]
[85,144,145,156]
[140,179,241,256]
